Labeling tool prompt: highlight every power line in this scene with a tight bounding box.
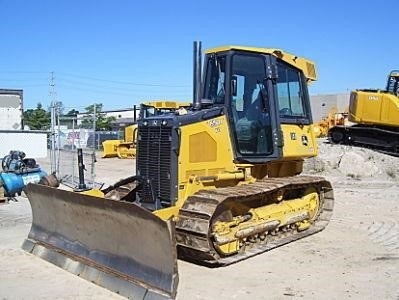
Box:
[58,78,189,92]
[0,70,190,88]
[0,78,48,82]
[57,82,191,96]
[0,83,48,87]
[58,72,190,88]
[57,83,142,97]
[0,71,49,74]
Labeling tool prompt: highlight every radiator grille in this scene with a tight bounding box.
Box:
[137,125,172,208]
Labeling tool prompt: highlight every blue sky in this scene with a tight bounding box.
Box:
[1,0,397,111]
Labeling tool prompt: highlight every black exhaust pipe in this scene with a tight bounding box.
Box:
[193,41,202,110]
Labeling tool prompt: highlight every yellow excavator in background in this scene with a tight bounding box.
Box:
[23,42,334,299]
[328,70,399,155]
[102,101,191,158]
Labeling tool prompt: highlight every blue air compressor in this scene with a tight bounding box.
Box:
[0,150,48,201]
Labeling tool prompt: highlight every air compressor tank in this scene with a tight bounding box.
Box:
[0,150,53,201]
[0,169,48,197]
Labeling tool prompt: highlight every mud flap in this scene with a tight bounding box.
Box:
[22,183,178,299]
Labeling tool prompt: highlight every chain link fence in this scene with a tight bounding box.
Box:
[48,104,120,189]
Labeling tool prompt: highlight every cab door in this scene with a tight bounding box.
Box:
[229,52,281,163]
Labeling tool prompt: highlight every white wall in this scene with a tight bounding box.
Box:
[0,131,48,158]
[310,93,350,122]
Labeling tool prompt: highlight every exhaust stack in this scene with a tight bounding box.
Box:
[193,41,202,109]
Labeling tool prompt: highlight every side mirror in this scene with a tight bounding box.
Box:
[231,76,237,97]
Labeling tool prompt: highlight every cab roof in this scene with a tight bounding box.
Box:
[205,45,317,82]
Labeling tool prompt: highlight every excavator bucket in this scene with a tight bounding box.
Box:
[22,184,178,299]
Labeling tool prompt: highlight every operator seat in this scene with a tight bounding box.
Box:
[235,91,264,154]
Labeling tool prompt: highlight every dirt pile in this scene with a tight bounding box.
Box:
[304,139,399,181]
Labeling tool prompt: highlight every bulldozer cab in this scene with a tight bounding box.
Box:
[202,47,314,163]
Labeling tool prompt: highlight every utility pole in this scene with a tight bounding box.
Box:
[49,71,57,175]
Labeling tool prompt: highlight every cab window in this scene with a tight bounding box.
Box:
[276,62,307,118]
[203,55,226,104]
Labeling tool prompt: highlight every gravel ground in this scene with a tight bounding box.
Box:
[0,141,398,299]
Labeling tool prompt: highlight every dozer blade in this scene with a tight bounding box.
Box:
[102,140,121,158]
[22,183,178,300]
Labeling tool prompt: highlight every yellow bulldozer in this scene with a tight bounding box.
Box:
[328,70,399,155]
[102,101,191,158]
[22,42,334,299]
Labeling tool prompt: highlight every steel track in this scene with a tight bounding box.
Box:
[175,175,334,266]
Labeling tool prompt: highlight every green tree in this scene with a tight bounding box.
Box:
[65,109,79,116]
[23,103,51,130]
[80,103,116,130]
[59,108,80,129]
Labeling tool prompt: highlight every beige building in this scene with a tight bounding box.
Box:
[310,93,350,122]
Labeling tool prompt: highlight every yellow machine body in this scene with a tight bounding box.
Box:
[153,115,319,221]
[101,139,122,158]
[23,44,334,299]
[115,124,137,158]
[349,90,399,127]
[136,45,333,263]
[328,70,399,153]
